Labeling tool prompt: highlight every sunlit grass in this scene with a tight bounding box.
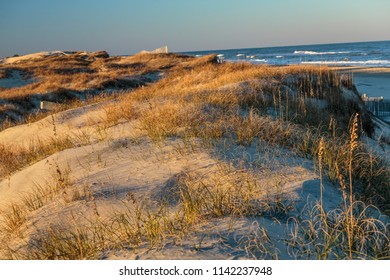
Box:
[0,53,388,260]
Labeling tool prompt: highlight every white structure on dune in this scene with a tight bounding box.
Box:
[40,100,62,111]
[140,46,169,54]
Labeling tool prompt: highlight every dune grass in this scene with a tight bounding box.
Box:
[0,54,388,259]
[0,52,194,127]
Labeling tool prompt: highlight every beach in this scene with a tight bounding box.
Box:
[334,67,390,99]
[335,67,390,122]
[1,0,389,276]
[0,51,389,261]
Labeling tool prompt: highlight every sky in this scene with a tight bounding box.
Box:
[0,0,389,58]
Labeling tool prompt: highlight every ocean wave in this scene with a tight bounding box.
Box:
[294,50,350,55]
[302,60,390,65]
[251,59,268,63]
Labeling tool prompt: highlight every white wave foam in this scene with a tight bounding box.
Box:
[251,59,267,62]
[294,50,350,55]
[276,55,283,58]
[302,60,390,65]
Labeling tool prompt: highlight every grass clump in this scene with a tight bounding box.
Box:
[287,202,389,260]
[0,54,388,260]
[176,165,292,220]
[287,114,389,260]
[25,221,108,260]
[0,136,74,179]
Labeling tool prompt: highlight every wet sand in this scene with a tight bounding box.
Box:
[333,67,390,99]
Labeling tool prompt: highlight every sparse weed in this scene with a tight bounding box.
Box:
[287,202,389,260]
[238,221,280,259]
[177,166,293,220]
[25,220,108,260]
[0,203,28,238]
[0,136,74,179]
[1,54,388,260]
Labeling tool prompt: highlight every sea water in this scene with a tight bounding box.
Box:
[183,40,390,67]
[184,41,390,102]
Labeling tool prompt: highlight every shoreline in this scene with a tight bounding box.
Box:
[331,66,390,73]
[331,66,390,123]
[330,66,390,100]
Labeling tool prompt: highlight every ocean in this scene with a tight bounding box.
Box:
[183,41,390,117]
[183,40,390,67]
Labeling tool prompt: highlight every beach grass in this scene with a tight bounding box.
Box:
[0,53,388,259]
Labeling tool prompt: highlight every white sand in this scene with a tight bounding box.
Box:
[334,67,390,99]
[353,72,390,100]
[0,61,387,259]
[0,102,349,259]
[1,51,73,64]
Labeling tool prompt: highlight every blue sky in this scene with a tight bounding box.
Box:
[0,0,389,57]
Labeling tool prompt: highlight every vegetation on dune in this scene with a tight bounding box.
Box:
[0,52,194,126]
[0,53,388,259]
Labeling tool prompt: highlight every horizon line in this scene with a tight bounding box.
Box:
[179,39,390,54]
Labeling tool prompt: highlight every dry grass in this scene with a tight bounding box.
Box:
[0,163,72,234]
[0,52,194,128]
[287,201,389,259]
[0,53,389,260]
[0,53,194,100]
[175,165,292,220]
[9,53,385,200]
[0,136,74,178]
[108,58,386,214]
[2,163,292,259]
[287,113,389,260]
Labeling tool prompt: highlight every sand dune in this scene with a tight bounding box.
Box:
[0,53,388,260]
[0,103,345,259]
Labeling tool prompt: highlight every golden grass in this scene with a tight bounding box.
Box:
[0,52,195,129]
[0,53,388,260]
[287,201,389,259]
[4,54,385,211]
[0,136,74,178]
[0,53,194,100]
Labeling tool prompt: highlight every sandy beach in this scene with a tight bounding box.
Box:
[334,67,390,99]
[1,1,389,277]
